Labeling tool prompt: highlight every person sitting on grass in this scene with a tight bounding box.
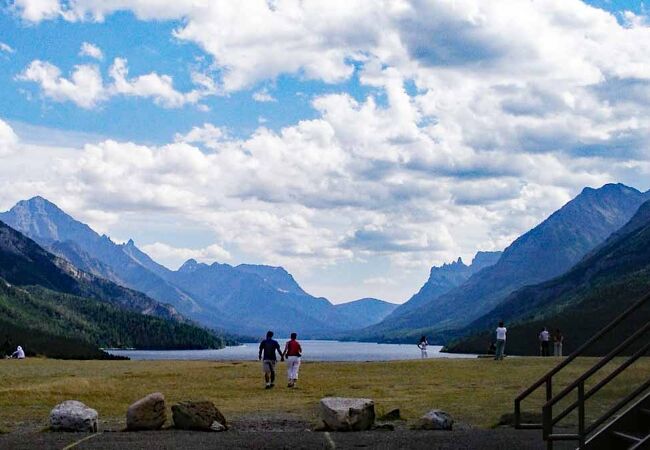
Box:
[283,332,302,388]
[258,331,284,389]
[10,346,25,359]
[494,322,507,360]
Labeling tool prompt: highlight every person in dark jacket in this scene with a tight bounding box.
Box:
[258,331,284,389]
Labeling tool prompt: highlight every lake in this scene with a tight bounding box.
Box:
[107,340,476,361]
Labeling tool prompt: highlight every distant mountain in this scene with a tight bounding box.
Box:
[389,251,502,320]
[447,199,650,355]
[356,183,650,343]
[0,197,202,314]
[333,298,398,329]
[349,251,501,341]
[0,221,230,358]
[0,197,395,337]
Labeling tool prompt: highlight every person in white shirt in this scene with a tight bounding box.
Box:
[11,346,25,359]
[539,327,550,356]
[417,336,429,358]
[494,322,507,360]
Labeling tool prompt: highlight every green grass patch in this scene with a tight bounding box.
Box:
[0,357,647,430]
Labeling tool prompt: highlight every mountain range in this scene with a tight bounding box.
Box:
[0,197,397,337]
[0,220,230,358]
[447,198,650,355]
[352,183,650,343]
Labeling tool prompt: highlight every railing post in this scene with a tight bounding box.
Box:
[514,399,520,428]
[578,381,585,449]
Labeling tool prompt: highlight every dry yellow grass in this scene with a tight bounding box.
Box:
[0,357,647,432]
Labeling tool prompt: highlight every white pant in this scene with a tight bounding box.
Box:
[287,356,301,380]
[421,348,428,358]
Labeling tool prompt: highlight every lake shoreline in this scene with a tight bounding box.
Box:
[106,340,477,361]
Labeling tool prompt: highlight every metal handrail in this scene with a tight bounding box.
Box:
[542,324,650,441]
[550,340,650,427]
[514,292,650,428]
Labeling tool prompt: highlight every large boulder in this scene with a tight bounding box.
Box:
[172,401,227,432]
[319,397,375,431]
[412,409,454,430]
[126,393,166,431]
[50,400,98,432]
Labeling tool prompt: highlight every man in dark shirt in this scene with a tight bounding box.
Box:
[258,330,284,389]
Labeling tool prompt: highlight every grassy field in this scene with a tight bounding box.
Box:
[0,357,648,432]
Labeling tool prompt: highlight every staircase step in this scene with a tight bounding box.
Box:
[611,431,642,443]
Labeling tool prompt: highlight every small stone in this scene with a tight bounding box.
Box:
[379,408,401,421]
[50,400,98,432]
[412,409,454,430]
[126,393,166,431]
[172,401,227,432]
[373,422,395,431]
[210,421,227,432]
[319,397,375,431]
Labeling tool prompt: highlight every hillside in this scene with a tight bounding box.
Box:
[0,220,181,321]
[359,183,650,343]
[0,220,231,357]
[0,281,227,359]
[447,200,650,355]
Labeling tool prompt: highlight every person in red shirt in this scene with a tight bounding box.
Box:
[283,332,302,388]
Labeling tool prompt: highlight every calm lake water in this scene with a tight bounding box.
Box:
[107,340,476,361]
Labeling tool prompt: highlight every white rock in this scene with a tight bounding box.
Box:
[50,400,98,432]
[319,397,375,431]
[414,409,454,430]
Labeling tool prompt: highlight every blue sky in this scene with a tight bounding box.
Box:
[1,1,650,302]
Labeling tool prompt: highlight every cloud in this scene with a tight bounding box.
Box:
[79,42,103,60]
[0,42,15,54]
[7,0,650,298]
[140,242,231,268]
[13,0,59,22]
[252,88,276,102]
[17,61,106,109]
[18,57,214,109]
[108,57,207,108]
[0,119,19,156]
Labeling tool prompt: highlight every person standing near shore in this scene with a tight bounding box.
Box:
[553,329,564,357]
[494,322,507,360]
[539,327,550,356]
[417,336,429,358]
[283,333,302,388]
[258,331,283,389]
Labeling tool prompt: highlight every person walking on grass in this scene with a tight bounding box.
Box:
[553,329,564,357]
[494,322,507,360]
[539,327,551,356]
[258,331,283,389]
[283,332,302,388]
[417,335,429,358]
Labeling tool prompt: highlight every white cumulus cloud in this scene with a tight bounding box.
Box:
[79,42,103,60]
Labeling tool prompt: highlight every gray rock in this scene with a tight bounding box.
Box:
[172,401,227,431]
[379,408,401,421]
[412,409,454,430]
[50,400,98,432]
[126,393,166,431]
[319,397,375,431]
